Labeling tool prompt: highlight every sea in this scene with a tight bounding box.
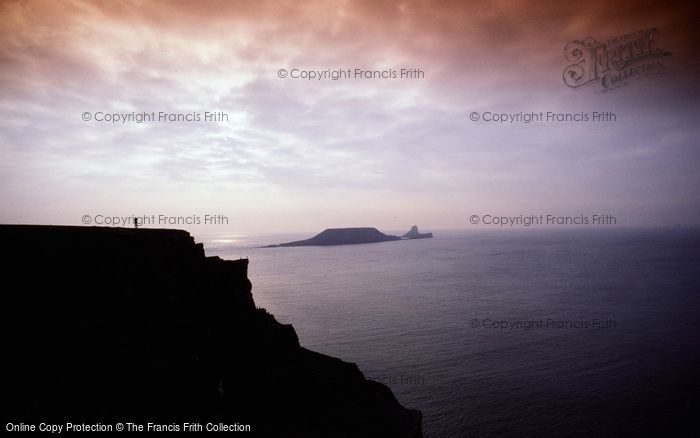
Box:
[199,227,700,437]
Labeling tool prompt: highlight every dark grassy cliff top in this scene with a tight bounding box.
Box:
[0,225,421,437]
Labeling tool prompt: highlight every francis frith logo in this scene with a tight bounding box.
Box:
[563,28,670,91]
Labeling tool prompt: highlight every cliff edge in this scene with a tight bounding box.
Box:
[0,225,421,437]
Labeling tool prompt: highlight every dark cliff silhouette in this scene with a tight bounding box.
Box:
[403,226,433,240]
[0,225,421,437]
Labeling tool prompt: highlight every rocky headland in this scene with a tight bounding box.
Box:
[403,225,433,240]
[266,226,433,247]
[0,225,421,437]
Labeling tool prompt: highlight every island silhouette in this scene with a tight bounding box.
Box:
[403,225,433,239]
[265,226,433,247]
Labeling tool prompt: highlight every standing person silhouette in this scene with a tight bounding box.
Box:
[134,217,140,229]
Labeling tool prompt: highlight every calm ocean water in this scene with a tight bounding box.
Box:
[201,228,700,437]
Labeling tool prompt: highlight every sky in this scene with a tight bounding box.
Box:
[1,0,699,233]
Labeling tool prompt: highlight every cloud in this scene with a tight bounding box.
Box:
[0,0,698,231]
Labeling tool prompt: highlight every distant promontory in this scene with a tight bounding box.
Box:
[266,226,433,247]
[403,225,433,240]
